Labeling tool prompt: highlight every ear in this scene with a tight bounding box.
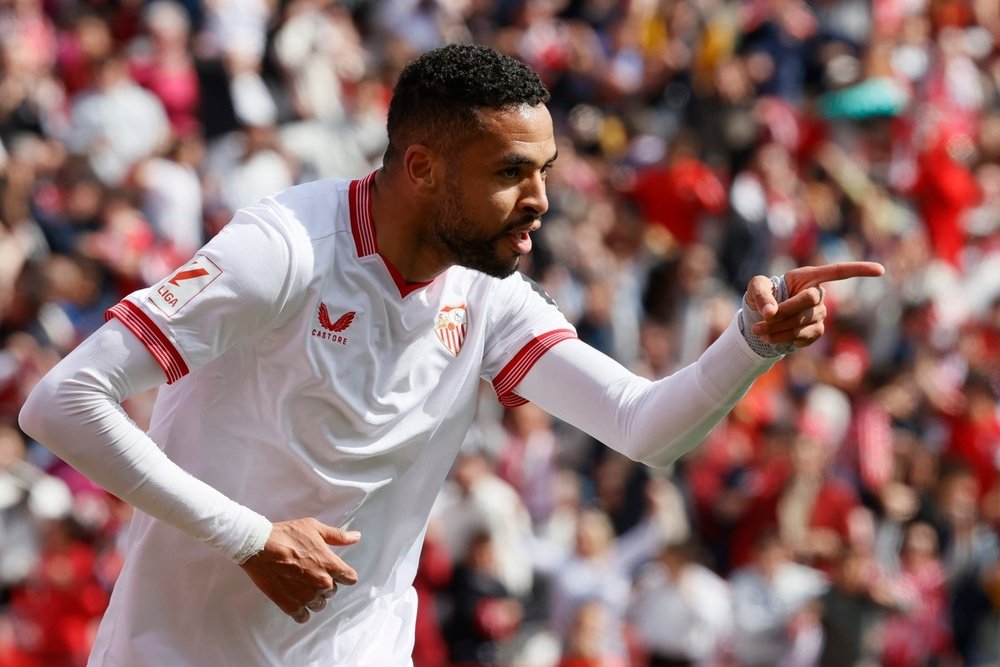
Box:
[403,145,444,197]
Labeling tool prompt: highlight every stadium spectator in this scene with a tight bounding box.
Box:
[729,531,827,667]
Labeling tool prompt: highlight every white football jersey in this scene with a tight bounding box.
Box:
[91,173,575,666]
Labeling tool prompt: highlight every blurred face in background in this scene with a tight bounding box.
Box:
[0,426,25,469]
[791,434,830,479]
[902,521,939,563]
[574,508,614,558]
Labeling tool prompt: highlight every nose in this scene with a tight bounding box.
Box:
[520,172,549,218]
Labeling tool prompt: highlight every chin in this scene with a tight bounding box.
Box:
[480,261,519,279]
[445,234,522,278]
[464,255,519,279]
[493,253,521,278]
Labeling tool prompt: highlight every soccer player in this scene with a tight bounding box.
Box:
[18,44,883,666]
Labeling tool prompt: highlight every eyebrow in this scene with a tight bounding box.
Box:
[498,150,559,168]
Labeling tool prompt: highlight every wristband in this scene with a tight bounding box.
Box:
[738,275,795,358]
[233,513,273,565]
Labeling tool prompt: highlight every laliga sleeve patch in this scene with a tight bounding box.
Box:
[148,255,223,317]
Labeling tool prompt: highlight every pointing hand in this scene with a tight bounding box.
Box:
[744,262,885,351]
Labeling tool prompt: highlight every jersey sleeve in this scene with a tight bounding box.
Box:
[481,273,576,407]
[105,202,309,383]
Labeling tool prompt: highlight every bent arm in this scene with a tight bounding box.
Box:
[17,318,271,562]
[514,314,777,468]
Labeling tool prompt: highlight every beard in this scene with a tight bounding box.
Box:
[433,185,534,279]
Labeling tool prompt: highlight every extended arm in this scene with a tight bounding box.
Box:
[516,262,885,467]
[515,315,774,468]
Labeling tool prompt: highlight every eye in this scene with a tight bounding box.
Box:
[500,167,521,179]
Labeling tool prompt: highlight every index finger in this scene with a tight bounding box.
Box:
[786,261,885,290]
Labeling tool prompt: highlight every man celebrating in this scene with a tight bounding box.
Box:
[19,44,882,666]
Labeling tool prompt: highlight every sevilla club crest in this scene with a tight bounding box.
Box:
[435,304,468,356]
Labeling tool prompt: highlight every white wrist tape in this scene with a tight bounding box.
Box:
[233,514,274,565]
[739,275,795,358]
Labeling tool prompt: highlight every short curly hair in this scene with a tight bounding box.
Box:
[383,44,550,167]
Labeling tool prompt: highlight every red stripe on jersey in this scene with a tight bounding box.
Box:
[349,172,378,257]
[105,301,189,384]
[492,329,576,407]
[351,170,436,297]
[381,256,432,297]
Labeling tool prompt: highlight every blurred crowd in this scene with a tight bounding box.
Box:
[0,0,999,665]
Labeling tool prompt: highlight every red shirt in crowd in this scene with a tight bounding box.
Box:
[629,157,728,246]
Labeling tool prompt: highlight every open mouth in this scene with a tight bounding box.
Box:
[505,220,540,254]
[508,229,533,254]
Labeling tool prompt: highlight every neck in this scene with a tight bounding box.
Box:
[370,168,450,283]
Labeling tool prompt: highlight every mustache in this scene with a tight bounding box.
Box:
[502,216,541,234]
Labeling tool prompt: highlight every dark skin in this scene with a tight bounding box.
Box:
[373,103,557,282]
[241,102,885,623]
[746,262,884,346]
